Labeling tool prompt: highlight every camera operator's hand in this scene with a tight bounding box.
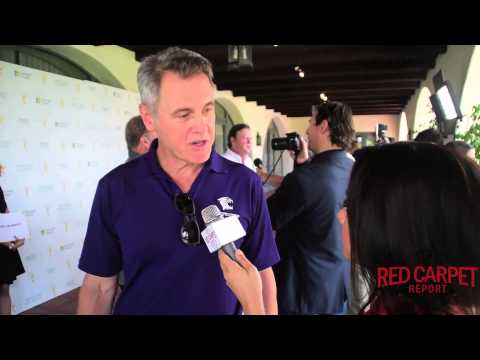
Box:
[290,136,309,165]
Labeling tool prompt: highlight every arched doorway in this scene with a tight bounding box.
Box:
[214,101,234,154]
[413,86,434,135]
[263,120,284,176]
[398,112,409,141]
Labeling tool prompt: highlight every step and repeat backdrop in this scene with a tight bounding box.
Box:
[0,60,139,314]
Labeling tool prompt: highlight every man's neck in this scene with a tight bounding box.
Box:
[314,143,342,155]
[230,148,248,162]
[156,147,204,193]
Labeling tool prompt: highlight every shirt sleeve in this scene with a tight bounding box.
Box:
[267,171,308,231]
[78,177,122,277]
[240,174,280,271]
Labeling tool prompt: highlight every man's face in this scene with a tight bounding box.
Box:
[306,116,323,153]
[231,128,252,156]
[141,71,215,165]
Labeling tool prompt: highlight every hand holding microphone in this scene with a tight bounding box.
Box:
[218,249,265,315]
[200,204,245,262]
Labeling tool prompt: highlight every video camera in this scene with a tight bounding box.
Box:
[271,132,301,154]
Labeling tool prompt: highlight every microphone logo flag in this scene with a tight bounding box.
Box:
[218,196,234,211]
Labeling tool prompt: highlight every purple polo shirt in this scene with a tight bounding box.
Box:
[78,139,279,314]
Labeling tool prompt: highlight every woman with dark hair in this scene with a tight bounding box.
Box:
[445,140,476,161]
[0,163,26,315]
[218,142,480,315]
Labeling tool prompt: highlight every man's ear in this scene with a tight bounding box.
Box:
[139,134,150,150]
[316,118,329,134]
[139,103,155,132]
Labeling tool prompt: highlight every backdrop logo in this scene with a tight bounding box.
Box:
[24,186,29,197]
[66,279,75,288]
[0,91,7,100]
[3,188,13,198]
[14,69,32,79]
[87,161,98,167]
[64,222,69,233]
[39,141,49,149]
[57,203,72,212]
[59,99,65,108]
[16,163,34,173]
[66,260,72,270]
[46,267,56,274]
[51,285,56,296]
[102,106,110,112]
[28,272,36,283]
[48,247,53,256]
[72,142,85,149]
[59,242,74,251]
[42,161,48,175]
[123,110,132,117]
[87,85,96,92]
[58,162,69,170]
[25,254,37,262]
[21,95,28,105]
[72,101,85,110]
[113,91,122,98]
[35,96,51,105]
[54,121,69,128]
[54,79,68,87]
[37,184,54,193]
[378,266,479,295]
[40,227,55,236]
[17,117,31,126]
[0,140,11,149]
[41,74,48,84]
[45,206,51,216]
[22,209,36,217]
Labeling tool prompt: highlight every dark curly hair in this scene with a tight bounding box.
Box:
[313,101,354,149]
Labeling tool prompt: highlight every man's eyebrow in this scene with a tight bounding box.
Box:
[172,108,193,116]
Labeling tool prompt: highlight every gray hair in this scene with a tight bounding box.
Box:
[137,47,215,112]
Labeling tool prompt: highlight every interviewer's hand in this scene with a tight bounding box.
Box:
[218,249,265,315]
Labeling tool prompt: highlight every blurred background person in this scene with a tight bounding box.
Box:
[0,162,26,315]
[221,123,256,172]
[414,128,444,145]
[125,115,157,162]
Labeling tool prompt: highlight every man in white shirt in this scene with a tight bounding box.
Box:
[222,124,256,172]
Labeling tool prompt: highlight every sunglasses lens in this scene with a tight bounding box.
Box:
[180,218,200,245]
[175,193,194,214]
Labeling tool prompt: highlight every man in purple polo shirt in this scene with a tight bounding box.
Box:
[77,47,280,315]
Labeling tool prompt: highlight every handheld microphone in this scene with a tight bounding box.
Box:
[200,205,246,262]
[253,158,263,169]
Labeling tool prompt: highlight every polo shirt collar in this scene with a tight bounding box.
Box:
[147,139,229,178]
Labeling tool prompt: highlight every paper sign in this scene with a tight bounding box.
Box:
[0,213,30,242]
